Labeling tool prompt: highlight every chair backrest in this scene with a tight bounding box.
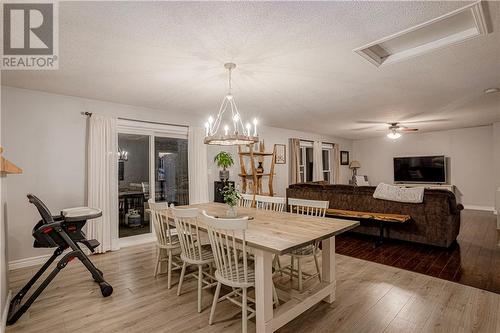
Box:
[149,200,176,246]
[170,205,203,262]
[288,198,329,217]
[27,194,54,224]
[201,211,250,284]
[239,193,254,208]
[255,195,285,212]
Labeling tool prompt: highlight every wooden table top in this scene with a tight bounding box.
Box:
[326,208,411,223]
[177,202,359,255]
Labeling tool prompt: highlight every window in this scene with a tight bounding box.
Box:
[299,141,314,183]
[299,141,334,184]
[322,148,331,183]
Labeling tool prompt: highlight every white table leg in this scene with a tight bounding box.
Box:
[254,248,274,333]
[321,236,336,303]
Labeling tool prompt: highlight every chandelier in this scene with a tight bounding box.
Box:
[118,147,128,161]
[204,63,259,146]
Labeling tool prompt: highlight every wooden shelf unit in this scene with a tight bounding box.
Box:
[237,143,277,202]
[0,147,22,175]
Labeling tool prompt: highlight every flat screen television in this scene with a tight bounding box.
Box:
[393,155,446,183]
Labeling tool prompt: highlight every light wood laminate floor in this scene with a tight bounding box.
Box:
[7,242,500,333]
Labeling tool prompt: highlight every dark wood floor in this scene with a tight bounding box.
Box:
[336,209,500,294]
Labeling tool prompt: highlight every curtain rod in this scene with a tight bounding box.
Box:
[81,112,189,128]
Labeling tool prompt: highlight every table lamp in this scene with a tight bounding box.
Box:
[349,160,361,182]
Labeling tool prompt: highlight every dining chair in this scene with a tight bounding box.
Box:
[285,197,329,292]
[149,200,181,289]
[170,205,217,313]
[255,195,286,274]
[255,195,286,212]
[201,211,279,333]
[239,193,254,208]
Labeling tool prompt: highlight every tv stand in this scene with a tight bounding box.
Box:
[394,183,455,194]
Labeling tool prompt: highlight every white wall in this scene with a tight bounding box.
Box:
[352,125,495,209]
[1,86,352,263]
[206,128,352,201]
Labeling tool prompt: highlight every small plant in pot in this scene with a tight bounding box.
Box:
[214,151,234,181]
[220,184,241,217]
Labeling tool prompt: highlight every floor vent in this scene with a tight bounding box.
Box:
[354,1,488,67]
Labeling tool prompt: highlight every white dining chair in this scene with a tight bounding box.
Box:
[149,200,181,289]
[285,197,329,292]
[255,195,286,212]
[255,195,286,274]
[171,205,217,313]
[202,211,279,333]
[239,193,254,208]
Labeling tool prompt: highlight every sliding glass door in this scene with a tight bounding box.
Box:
[154,136,188,205]
[117,120,188,242]
[118,133,151,238]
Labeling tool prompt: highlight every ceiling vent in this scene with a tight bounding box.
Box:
[354,1,488,67]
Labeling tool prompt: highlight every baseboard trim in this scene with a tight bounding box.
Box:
[463,205,495,212]
[8,235,156,271]
[1,290,12,333]
[9,253,53,271]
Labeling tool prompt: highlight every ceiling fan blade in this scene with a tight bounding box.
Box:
[400,119,449,125]
[351,126,376,131]
[356,120,391,125]
[400,128,419,132]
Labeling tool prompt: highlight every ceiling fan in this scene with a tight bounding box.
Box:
[354,117,449,139]
[386,122,418,139]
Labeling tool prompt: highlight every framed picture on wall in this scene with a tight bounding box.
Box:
[340,151,349,165]
[275,144,286,164]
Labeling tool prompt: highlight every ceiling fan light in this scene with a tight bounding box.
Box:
[387,131,401,139]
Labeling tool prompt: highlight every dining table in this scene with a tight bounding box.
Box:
[177,202,359,333]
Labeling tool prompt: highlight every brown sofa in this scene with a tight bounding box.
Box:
[286,183,463,248]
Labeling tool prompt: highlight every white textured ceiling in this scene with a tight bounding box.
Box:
[2,1,500,139]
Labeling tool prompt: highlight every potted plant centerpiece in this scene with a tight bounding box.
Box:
[214,151,234,181]
[221,184,241,217]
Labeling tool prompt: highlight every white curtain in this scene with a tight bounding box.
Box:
[188,127,209,204]
[312,141,324,182]
[87,115,119,253]
[289,138,301,184]
[333,143,340,184]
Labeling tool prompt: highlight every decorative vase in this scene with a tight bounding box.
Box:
[226,205,237,218]
[220,169,229,181]
[256,162,264,174]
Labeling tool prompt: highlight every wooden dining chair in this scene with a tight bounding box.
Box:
[149,200,181,289]
[239,193,254,208]
[285,198,329,292]
[201,211,279,333]
[170,205,217,313]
